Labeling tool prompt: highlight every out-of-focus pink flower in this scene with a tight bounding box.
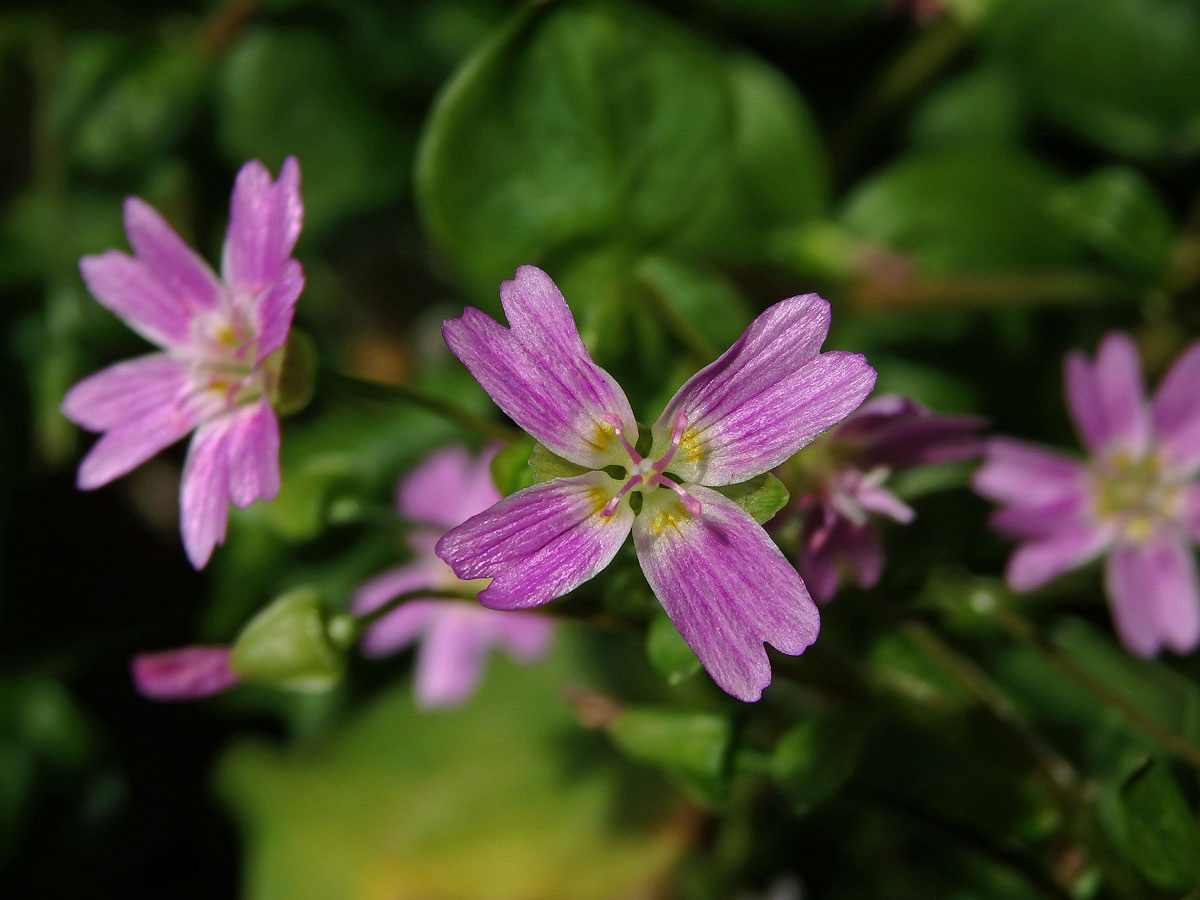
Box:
[974,333,1200,657]
[794,395,983,602]
[434,265,877,701]
[132,646,239,700]
[63,158,304,569]
[352,446,554,709]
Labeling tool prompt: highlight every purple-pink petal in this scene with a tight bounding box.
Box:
[122,197,223,316]
[492,611,555,661]
[79,251,195,349]
[226,400,281,509]
[1005,525,1114,592]
[632,486,820,702]
[436,472,633,610]
[352,566,443,657]
[442,266,637,469]
[398,444,500,530]
[988,489,1092,540]
[61,353,192,432]
[1065,333,1150,458]
[221,156,303,297]
[75,391,219,491]
[132,646,239,700]
[1184,484,1200,545]
[253,258,305,363]
[972,438,1088,508]
[179,416,237,569]
[1106,536,1200,657]
[655,295,875,486]
[855,482,914,524]
[412,608,495,708]
[798,516,884,604]
[1151,340,1200,474]
[834,394,985,468]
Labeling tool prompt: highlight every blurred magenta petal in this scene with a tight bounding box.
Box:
[1065,333,1149,457]
[1152,340,1200,473]
[835,394,985,468]
[654,295,876,486]
[122,197,222,316]
[438,473,634,610]
[633,487,819,702]
[442,266,637,469]
[1107,537,1200,657]
[493,612,555,660]
[180,417,236,569]
[65,157,304,568]
[1005,526,1114,592]
[221,156,304,295]
[132,646,239,701]
[972,438,1087,507]
[226,400,281,509]
[413,609,495,708]
[79,252,195,349]
[61,353,192,432]
[398,444,500,529]
[362,598,442,659]
[797,511,884,604]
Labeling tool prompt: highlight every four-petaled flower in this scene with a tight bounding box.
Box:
[62,158,305,569]
[435,265,876,701]
[792,395,983,602]
[353,445,554,709]
[974,333,1200,656]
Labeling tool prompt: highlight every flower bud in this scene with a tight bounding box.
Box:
[229,588,345,690]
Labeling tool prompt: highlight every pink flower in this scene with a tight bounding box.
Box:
[132,646,239,701]
[794,395,984,602]
[352,445,554,709]
[62,158,304,569]
[974,333,1200,656]
[435,266,876,701]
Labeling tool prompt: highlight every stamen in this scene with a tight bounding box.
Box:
[653,411,688,474]
[654,475,702,516]
[601,475,642,517]
[601,413,642,464]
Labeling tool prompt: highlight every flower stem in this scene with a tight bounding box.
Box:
[990,606,1200,772]
[320,370,519,442]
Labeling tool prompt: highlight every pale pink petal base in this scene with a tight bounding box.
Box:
[633,486,820,702]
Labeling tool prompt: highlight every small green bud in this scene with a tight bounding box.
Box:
[229,588,345,690]
[270,328,318,417]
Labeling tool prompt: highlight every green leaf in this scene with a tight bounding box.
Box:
[910,64,1027,149]
[1049,167,1175,281]
[608,707,733,804]
[713,473,790,525]
[529,442,589,484]
[969,0,1200,159]
[217,30,408,236]
[633,255,751,357]
[841,148,1085,275]
[1116,758,1200,891]
[218,632,690,900]
[230,588,345,689]
[770,710,874,814]
[72,43,209,171]
[416,0,826,295]
[646,613,701,686]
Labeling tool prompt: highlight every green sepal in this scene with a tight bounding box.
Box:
[714,473,790,525]
[607,707,733,805]
[272,329,318,417]
[529,443,589,483]
[490,437,537,496]
[645,613,701,686]
[230,588,345,690]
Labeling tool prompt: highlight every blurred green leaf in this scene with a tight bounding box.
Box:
[910,64,1026,148]
[968,0,1200,159]
[646,612,701,686]
[608,707,732,804]
[490,436,536,495]
[416,0,826,295]
[769,709,873,814]
[217,30,408,235]
[1115,758,1200,891]
[219,630,691,899]
[1049,167,1175,281]
[841,148,1085,274]
[633,255,751,357]
[714,473,790,526]
[71,42,209,171]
